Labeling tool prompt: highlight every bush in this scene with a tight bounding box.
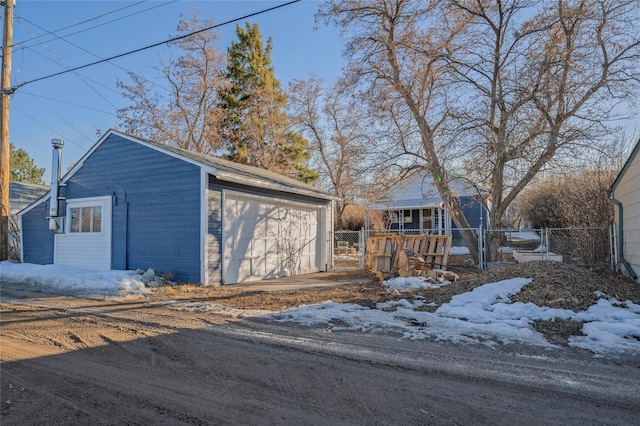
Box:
[519,171,616,228]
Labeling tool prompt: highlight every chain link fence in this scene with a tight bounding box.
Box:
[482,227,613,269]
[333,230,363,257]
[340,226,616,271]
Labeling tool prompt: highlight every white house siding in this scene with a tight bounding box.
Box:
[54,196,112,271]
[613,149,640,275]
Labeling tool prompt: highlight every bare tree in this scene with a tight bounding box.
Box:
[318,0,640,261]
[288,76,375,229]
[118,13,227,154]
[318,0,480,256]
[449,0,640,228]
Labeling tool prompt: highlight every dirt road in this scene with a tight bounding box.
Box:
[1,292,639,425]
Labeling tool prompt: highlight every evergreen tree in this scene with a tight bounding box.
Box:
[10,143,44,184]
[219,23,317,183]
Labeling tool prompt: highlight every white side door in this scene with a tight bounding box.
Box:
[54,196,112,270]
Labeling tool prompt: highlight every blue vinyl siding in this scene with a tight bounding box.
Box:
[21,198,54,264]
[460,196,487,229]
[21,131,332,284]
[60,134,202,283]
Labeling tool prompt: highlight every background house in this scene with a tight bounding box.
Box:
[369,172,488,240]
[9,181,49,259]
[19,129,335,284]
[10,181,50,215]
[609,138,640,280]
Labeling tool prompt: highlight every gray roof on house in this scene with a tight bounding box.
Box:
[68,129,336,201]
[9,181,49,214]
[369,171,480,210]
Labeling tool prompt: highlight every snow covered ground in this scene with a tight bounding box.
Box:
[0,261,150,296]
[1,261,639,356]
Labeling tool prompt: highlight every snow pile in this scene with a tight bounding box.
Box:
[570,298,640,354]
[2,261,638,355]
[334,255,359,260]
[0,261,150,297]
[271,278,640,355]
[383,276,452,290]
[449,246,470,255]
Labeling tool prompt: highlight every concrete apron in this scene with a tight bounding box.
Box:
[226,264,360,292]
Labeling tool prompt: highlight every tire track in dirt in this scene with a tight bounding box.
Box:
[2,297,640,425]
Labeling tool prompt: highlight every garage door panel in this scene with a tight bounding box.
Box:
[223,195,320,284]
[254,218,267,237]
[252,238,266,258]
[238,219,257,239]
[253,256,266,277]
[238,259,252,282]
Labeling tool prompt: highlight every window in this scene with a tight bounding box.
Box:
[69,205,102,233]
[421,208,433,231]
[391,210,413,223]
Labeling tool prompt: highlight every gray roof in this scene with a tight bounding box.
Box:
[112,130,336,201]
[9,181,49,214]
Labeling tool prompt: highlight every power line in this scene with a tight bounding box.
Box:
[20,91,117,116]
[12,104,90,151]
[15,14,171,95]
[13,1,178,52]
[19,47,123,97]
[32,95,97,144]
[11,0,148,48]
[5,0,302,93]
[15,17,119,109]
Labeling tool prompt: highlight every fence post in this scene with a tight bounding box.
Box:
[543,228,549,260]
[359,228,365,269]
[611,225,618,273]
[478,227,485,270]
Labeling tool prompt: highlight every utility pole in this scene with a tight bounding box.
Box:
[0,0,15,261]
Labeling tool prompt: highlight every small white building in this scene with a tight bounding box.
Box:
[609,138,640,280]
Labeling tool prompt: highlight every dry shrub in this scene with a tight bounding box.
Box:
[520,171,616,228]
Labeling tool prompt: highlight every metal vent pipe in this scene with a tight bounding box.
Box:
[49,139,64,217]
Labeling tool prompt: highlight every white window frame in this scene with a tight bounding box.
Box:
[65,196,110,236]
[391,209,413,224]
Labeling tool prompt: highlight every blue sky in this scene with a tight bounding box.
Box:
[7,0,343,182]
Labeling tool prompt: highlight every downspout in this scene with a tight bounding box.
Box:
[607,190,638,279]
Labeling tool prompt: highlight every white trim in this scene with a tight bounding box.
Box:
[19,213,24,263]
[17,193,50,217]
[215,170,336,201]
[54,195,112,270]
[318,205,327,271]
[200,169,208,284]
[220,190,226,284]
[61,129,333,202]
[59,129,219,186]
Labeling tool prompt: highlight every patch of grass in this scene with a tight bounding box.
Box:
[533,318,584,346]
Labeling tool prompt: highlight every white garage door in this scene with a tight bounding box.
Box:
[223,193,319,284]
